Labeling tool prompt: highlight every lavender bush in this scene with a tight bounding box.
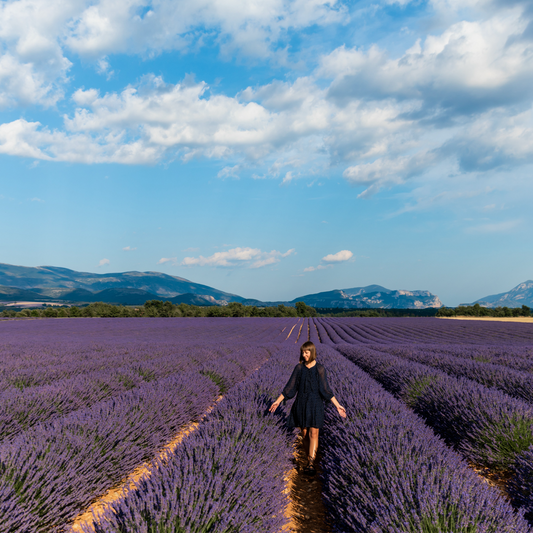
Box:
[0,372,219,531]
[318,345,531,532]
[369,344,533,405]
[511,446,533,521]
[314,317,533,346]
[336,344,533,472]
[80,348,298,533]
[0,340,272,532]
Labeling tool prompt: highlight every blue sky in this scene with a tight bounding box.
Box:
[1,0,532,306]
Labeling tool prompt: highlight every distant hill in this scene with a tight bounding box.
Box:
[0,263,244,304]
[0,262,444,309]
[471,281,533,308]
[289,286,443,309]
[0,286,45,302]
[0,284,215,306]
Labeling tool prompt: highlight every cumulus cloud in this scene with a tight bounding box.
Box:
[97,258,110,266]
[123,246,137,251]
[322,10,533,118]
[0,0,74,108]
[1,0,532,202]
[0,0,344,109]
[0,118,163,163]
[158,257,177,264]
[304,249,353,272]
[181,246,295,268]
[322,249,353,262]
[65,0,345,59]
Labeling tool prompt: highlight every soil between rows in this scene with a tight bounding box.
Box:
[283,441,331,533]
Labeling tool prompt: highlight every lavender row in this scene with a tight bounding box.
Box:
[0,344,267,442]
[376,343,533,374]
[79,348,298,533]
[336,344,533,470]
[0,341,223,392]
[0,317,299,348]
[0,346,269,532]
[313,318,336,345]
[335,345,533,517]
[316,345,531,532]
[370,344,533,406]
[316,317,533,345]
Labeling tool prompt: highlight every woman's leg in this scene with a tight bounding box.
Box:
[308,427,319,460]
[300,427,308,451]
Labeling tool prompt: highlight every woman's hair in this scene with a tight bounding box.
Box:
[300,341,317,363]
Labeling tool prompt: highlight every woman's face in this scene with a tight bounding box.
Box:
[302,349,312,362]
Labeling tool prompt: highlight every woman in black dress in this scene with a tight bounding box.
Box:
[269,341,346,474]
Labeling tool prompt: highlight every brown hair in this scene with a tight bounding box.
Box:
[300,341,317,363]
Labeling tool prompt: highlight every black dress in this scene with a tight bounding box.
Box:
[282,362,334,429]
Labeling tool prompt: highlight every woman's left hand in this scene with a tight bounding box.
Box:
[337,405,347,418]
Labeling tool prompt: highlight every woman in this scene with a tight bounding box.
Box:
[269,341,346,474]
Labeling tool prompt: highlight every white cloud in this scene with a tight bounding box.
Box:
[0,0,532,204]
[181,246,295,268]
[158,257,177,264]
[123,246,137,251]
[97,258,110,266]
[303,264,329,272]
[0,0,75,108]
[322,9,533,114]
[217,165,241,179]
[0,118,163,163]
[0,0,345,110]
[322,249,353,262]
[304,249,353,272]
[65,0,345,59]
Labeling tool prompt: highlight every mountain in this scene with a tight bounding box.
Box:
[0,263,244,304]
[471,281,533,308]
[0,286,46,302]
[290,286,443,309]
[0,263,444,309]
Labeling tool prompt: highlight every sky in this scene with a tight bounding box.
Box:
[1,0,532,306]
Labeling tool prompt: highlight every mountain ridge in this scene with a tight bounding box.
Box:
[470,281,533,308]
[0,263,444,309]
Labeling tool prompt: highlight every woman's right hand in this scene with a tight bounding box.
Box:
[269,401,281,413]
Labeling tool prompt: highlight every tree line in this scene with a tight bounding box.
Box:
[1,300,318,319]
[3,300,531,319]
[436,303,532,318]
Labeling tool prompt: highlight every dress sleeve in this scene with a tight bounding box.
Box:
[317,364,334,401]
[282,364,301,399]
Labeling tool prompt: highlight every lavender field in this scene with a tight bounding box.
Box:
[1,317,533,532]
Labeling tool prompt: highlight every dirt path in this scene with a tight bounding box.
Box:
[69,398,222,532]
[283,439,331,533]
[440,317,533,323]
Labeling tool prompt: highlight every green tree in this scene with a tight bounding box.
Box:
[295,301,317,317]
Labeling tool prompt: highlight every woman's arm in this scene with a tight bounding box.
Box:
[270,364,301,413]
[269,394,285,413]
[330,396,347,418]
[317,366,346,417]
